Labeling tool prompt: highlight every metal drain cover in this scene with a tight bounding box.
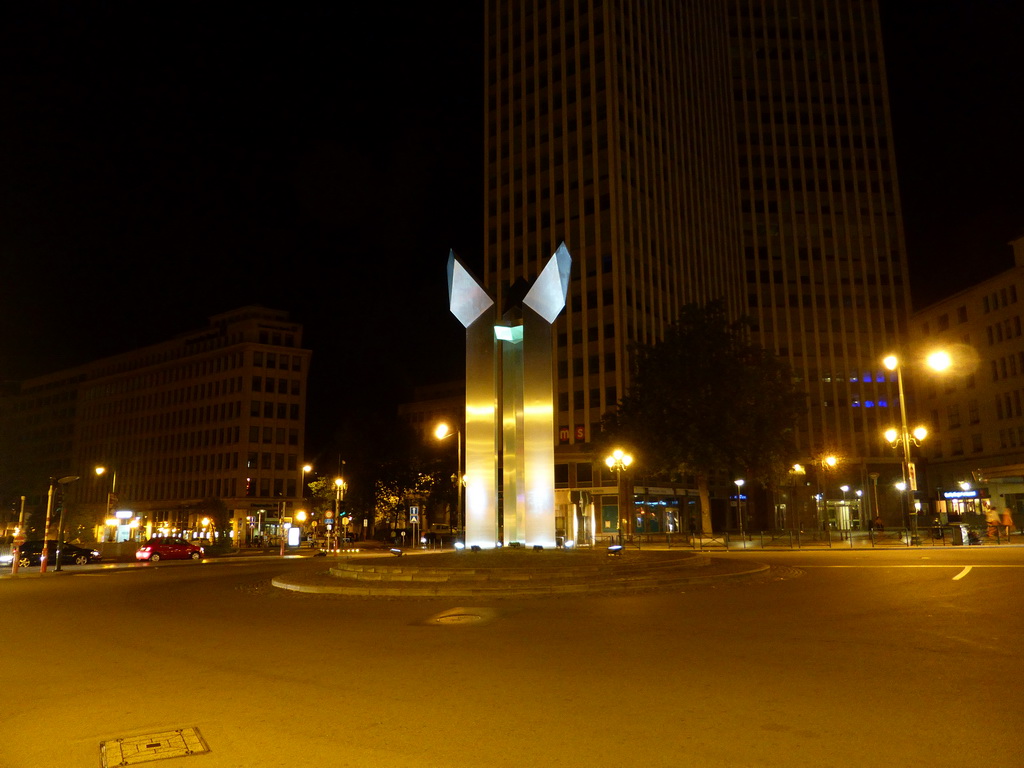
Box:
[428,606,496,625]
[100,726,210,766]
[435,613,484,624]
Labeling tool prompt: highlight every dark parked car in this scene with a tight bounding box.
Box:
[136,537,204,562]
[1,540,102,567]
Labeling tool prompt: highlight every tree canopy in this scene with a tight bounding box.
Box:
[603,301,805,531]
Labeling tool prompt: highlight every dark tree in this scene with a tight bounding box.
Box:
[604,301,805,533]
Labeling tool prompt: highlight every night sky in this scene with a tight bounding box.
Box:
[0,2,1021,458]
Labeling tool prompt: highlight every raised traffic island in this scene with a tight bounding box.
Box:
[272,547,772,598]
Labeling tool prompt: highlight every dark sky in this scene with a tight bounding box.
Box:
[0,2,1020,456]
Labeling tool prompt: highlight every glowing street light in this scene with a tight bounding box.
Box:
[883,354,931,542]
[814,455,839,527]
[333,476,346,550]
[734,479,746,535]
[926,349,953,372]
[605,449,634,543]
[95,466,118,542]
[435,422,463,537]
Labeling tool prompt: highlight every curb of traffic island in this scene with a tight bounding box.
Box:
[271,552,772,598]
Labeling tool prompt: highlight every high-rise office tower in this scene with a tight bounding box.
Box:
[485,0,742,450]
[729,0,911,463]
[484,0,911,526]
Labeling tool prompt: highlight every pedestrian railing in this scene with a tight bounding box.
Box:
[704,526,1020,549]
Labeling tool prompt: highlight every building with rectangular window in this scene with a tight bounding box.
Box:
[483,0,911,533]
[911,236,1024,522]
[2,306,311,543]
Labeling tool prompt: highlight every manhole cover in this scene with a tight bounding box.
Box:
[100,726,210,766]
[427,606,496,625]
[435,613,484,625]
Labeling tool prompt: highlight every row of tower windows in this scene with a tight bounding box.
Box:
[751,293,896,309]
[739,130,888,151]
[742,152,892,174]
[991,354,1024,382]
[246,427,300,446]
[983,285,1019,313]
[80,376,246,419]
[250,401,301,420]
[741,178,894,195]
[558,388,617,412]
[557,354,618,378]
[987,316,1023,345]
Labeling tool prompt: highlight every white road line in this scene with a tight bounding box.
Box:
[798,564,1024,568]
[953,566,973,581]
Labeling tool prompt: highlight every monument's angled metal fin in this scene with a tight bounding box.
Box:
[523,242,571,323]
[447,250,494,328]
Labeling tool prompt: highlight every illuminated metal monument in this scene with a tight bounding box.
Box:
[447,244,571,548]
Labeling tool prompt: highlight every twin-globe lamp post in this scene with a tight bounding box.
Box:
[605,449,633,543]
[882,350,952,543]
[816,454,838,526]
[434,422,463,535]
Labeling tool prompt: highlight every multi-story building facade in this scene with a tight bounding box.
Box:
[911,236,1024,523]
[2,306,311,543]
[730,0,912,465]
[482,0,910,534]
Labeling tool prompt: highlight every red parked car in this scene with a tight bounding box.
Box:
[136,537,204,562]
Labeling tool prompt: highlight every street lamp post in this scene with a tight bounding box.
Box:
[604,449,633,544]
[10,496,26,575]
[95,466,117,542]
[883,354,929,545]
[434,423,463,537]
[816,455,838,528]
[734,479,745,536]
[334,476,345,550]
[789,464,806,530]
[733,479,749,536]
[41,475,80,573]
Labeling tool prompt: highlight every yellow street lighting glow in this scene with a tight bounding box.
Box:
[823,455,837,468]
[926,350,952,372]
[605,448,633,468]
[435,422,452,440]
[302,464,312,473]
[883,354,899,371]
[95,466,107,476]
[912,426,928,441]
[334,477,344,488]
[884,428,899,443]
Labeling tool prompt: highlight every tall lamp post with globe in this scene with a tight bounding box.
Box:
[434,422,463,535]
[605,449,633,544]
[883,353,938,545]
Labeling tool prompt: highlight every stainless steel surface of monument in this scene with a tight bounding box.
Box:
[448,244,571,548]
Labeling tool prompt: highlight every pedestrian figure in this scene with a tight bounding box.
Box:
[1001,507,1015,538]
[985,505,1000,539]
[873,515,884,533]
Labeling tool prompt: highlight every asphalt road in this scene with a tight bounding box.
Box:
[2,547,1021,768]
